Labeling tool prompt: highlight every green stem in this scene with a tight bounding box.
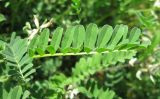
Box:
[32,50,128,59]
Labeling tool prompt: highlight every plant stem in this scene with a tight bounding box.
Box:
[32,50,128,59]
[33,51,108,58]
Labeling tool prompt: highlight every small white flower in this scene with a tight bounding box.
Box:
[150,75,155,84]
[72,89,79,95]
[65,85,79,99]
[28,29,39,40]
[40,20,53,28]
[26,16,53,42]
[69,88,79,99]
[136,70,142,80]
[33,15,39,28]
[129,58,137,66]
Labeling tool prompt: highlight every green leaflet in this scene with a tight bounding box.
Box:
[61,26,75,53]
[129,27,141,43]
[36,28,50,55]
[114,25,129,50]
[0,13,6,23]
[0,40,5,51]
[10,32,16,44]
[22,91,30,99]
[96,25,113,52]
[28,36,39,49]
[48,27,63,54]
[107,24,126,50]
[122,25,128,40]
[119,25,129,45]
[84,23,98,52]
[72,25,85,52]
[28,36,39,56]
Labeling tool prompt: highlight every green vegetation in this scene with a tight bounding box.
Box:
[0,0,160,99]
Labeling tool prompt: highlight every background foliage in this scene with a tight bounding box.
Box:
[0,0,160,99]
